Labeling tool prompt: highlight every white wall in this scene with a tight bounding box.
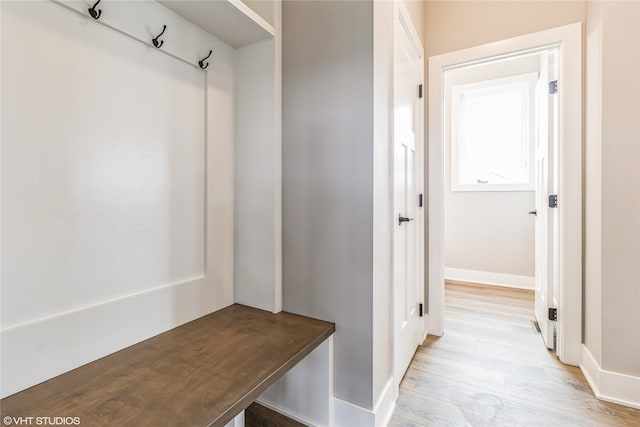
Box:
[443,55,539,284]
[597,0,640,379]
[584,0,640,379]
[1,0,236,398]
[584,0,604,366]
[582,2,640,408]
[233,35,282,312]
[444,190,534,278]
[423,1,586,58]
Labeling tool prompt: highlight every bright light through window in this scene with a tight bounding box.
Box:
[451,73,537,191]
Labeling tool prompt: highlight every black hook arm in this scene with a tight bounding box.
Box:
[88,0,102,20]
[152,25,167,49]
[199,50,213,70]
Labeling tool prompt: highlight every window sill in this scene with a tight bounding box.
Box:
[451,184,535,192]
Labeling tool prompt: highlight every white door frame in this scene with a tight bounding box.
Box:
[428,23,582,366]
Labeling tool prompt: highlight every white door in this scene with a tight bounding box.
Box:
[393,10,423,384]
[534,51,558,349]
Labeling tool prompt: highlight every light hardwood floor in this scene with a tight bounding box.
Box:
[389,281,640,427]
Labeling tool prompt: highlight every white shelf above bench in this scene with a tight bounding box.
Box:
[159,0,275,48]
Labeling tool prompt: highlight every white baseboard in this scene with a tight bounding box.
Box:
[1,278,232,398]
[333,377,397,427]
[444,267,534,290]
[581,345,640,409]
[373,377,397,427]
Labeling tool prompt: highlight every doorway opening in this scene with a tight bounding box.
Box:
[428,23,582,366]
[443,48,559,351]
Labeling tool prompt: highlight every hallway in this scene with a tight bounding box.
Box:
[389,282,640,426]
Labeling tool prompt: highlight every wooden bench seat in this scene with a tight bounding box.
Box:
[1,304,334,426]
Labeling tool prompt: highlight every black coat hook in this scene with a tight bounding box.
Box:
[152,25,166,49]
[199,50,213,70]
[88,0,102,20]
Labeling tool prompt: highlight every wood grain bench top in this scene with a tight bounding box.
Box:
[1,304,335,426]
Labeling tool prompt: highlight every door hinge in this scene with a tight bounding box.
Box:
[418,193,423,207]
[549,194,558,208]
[418,84,423,99]
[549,80,558,95]
[419,303,423,317]
[548,307,557,321]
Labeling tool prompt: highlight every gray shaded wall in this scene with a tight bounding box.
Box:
[282,0,375,409]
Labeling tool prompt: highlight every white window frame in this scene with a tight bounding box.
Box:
[450,72,538,192]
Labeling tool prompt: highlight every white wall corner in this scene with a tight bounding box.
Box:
[332,378,397,427]
[332,397,374,427]
[444,268,535,290]
[581,344,640,410]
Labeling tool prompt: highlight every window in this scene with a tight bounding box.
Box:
[451,73,537,191]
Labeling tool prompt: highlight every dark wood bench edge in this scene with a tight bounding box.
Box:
[211,308,335,426]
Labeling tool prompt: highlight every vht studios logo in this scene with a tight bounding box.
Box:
[2,416,80,426]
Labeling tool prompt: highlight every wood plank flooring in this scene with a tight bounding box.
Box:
[390,282,640,427]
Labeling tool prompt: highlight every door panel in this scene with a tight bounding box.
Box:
[393,11,422,383]
[534,51,557,349]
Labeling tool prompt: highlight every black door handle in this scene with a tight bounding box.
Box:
[399,215,414,225]
[529,210,537,216]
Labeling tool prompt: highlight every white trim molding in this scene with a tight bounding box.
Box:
[333,378,397,427]
[581,345,640,409]
[373,378,397,427]
[444,268,534,290]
